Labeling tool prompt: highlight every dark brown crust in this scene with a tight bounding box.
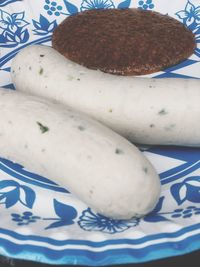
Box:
[52,8,196,76]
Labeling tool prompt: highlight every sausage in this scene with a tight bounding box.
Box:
[0,88,160,219]
[11,45,200,146]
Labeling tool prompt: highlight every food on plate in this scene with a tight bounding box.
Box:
[52,8,196,75]
[12,45,200,147]
[0,88,160,219]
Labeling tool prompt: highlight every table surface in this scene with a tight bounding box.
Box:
[1,250,199,267]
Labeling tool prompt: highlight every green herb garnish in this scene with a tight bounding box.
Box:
[158,109,168,115]
[78,125,85,131]
[39,67,44,75]
[115,148,124,155]
[143,167,148,173]
[37,121,49,134]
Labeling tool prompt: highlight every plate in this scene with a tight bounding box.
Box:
[0,0,200,265]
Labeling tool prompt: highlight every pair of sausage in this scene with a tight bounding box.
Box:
[3,44,199,219]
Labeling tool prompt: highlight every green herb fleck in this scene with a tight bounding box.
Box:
[37,121,49,134]
[67,75,74,81]
[40,54,44,57]
[143,167,148,174]
[39,67,44,75]
[78,125,85,131]
[115,148,124,155]
[149,85,155,89]
[109,108,113,113]
[164,124,176,131]
[158,109,168,115]
[89,189,93,194]
[77,78,80,81]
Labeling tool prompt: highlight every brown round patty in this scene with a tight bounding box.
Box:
[52,8,196,76]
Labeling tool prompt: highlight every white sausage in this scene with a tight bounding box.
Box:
[0,88,160,219]
[11,45,200,146]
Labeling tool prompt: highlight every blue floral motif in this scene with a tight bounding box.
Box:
[80,0,115,12]
[55,0,132,16]
[78,208,139,234]
[176,1,200,27]
[10,200,200,230]
[171,176,200,205]
[0,180,36,208]
[63,0,79,15]
[44,199,77,229]
[138,0,154,10]
[171,206,200,219]
[0,9,29,48]
[44,0,63,16]
[176,0,200,57]
[0,157,68,193]
[143,197,200,222]
[32,15,57,36]
[10,200,77,229]
[11,211,41,226]
[143,197,169,222]
[118,0,131,9]
[145,207,200,222]
[0,10,28,32]
[0,0,22,7]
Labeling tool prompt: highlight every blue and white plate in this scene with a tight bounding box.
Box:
[0,0,200,265]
